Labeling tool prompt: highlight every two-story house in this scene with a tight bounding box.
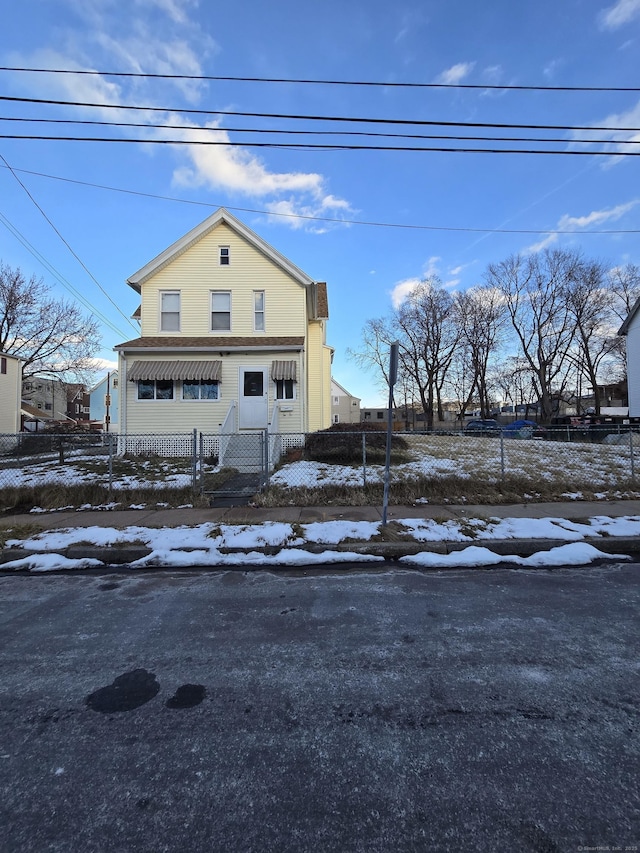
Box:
[619,295,640,418]
[115,208,333,436]
[0,352,22,434]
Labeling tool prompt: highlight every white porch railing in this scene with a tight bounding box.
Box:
[219,400,237,467]
[267,403,282,471]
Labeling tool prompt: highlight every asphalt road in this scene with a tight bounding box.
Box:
[1,563,639,853]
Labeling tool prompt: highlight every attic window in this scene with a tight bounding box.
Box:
[219,246,230,266]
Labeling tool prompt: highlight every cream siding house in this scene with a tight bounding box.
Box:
[115,209,332,435]
[331,379,361,424]
[619,296,640,418]
[0,352,22,433]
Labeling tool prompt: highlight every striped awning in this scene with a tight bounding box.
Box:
[128,360,222,382]
[271,360,297,381]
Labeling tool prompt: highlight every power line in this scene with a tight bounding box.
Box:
[1,94,639,133]
[0,115,636,147]
[0,154,139,333]
[2,66,639,93]
[0,210,128,338]
[1,133,637,156]
[2,161,639,236]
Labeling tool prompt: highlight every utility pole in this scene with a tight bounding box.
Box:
[382,342,399,526]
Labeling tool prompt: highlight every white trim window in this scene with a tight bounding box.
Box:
[182,379,220,400]
[160,291,180,332]
[137,379,174,400]
[275,378,295,400]
[219,246,230,266]
[333,414,340,424]
[254,290,265,332]
[211,291,231,331]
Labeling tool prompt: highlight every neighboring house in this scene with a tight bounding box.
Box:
[619,296,640,418]
[21,376,68,420]
[331,378,361,424]
[20,402,55,432]
[361,407,390,424]
[0,352,22,434]
[66,384,90,423]
[89,371,119,431]
[115,208,333,435]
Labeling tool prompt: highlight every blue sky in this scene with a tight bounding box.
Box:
[1,0,639,405]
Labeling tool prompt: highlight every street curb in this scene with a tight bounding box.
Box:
[1,536,638,570]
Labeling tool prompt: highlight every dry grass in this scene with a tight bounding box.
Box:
[0,483,210,514]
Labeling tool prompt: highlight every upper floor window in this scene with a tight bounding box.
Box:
[211,291,231,331]
[254,291,265,332]
[160,291,180,332]
[219,246,230,266]
[0,357,6,374]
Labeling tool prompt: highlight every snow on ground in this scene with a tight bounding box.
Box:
[2,514,637,572]
[400,543,629,568]
[2,433,638,492]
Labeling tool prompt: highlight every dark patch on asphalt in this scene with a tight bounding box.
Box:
[165,683,206,709]
[85,668,160,713]
[98,582,120,591]
[280,607,297,615]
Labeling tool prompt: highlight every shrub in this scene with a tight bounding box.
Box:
[305,423,409,464]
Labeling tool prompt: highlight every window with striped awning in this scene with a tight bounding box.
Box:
[128,360,222,381]
[270,360,297,381]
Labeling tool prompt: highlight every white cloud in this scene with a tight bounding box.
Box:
[600,0,640,29]
[390,257,441,307]
[557,200,639,229]
[434,62,476,85]
[9,2,354,231]
[390,277,421,308]
[525,233,559,254]
[525,200,639,253]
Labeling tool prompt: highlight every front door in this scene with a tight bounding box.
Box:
[239,367,268,429]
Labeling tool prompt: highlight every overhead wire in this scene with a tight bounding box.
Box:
[0,154,139,333]
[0,134,636,156]
[0,210,129,338]
[1,95,639,133]
[2,66,640,93]
[1,161,639,236]
[0,115,636,147]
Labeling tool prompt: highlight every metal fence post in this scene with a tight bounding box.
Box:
[263,429,270,488]
[630,429,636,483]
[191,428,197,492]
[500,429,505,480]
[199,432,204,493]
[108,433,113,496]
[362,432,367,487]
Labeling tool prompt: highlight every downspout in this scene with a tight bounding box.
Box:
[119,354,127,434]
[301,347,307,433]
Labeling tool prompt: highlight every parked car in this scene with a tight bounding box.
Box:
[502,419,546,439]
[463,419,501,434]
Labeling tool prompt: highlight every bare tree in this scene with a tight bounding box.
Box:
[563,259,618,414]
[485,250,582,422]
[347,317,396,392]
[0,262,101,380]
[394,279,459,429]
[453,285,505,418]
[608,263,640,325]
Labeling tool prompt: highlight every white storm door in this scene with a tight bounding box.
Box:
[238,367,268,429]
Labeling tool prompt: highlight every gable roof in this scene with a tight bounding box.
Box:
[618,295,640,335]
[126,208,315,292]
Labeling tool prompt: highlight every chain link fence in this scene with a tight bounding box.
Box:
[0,426,638,501]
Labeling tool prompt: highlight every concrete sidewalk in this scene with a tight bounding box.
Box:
[1,499,639,567]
